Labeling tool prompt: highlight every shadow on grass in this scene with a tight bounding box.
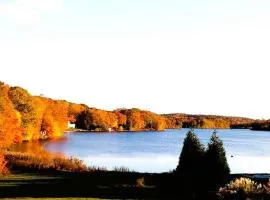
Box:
[0,169,177,199]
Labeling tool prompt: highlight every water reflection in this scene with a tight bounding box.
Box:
[9,141,46,154]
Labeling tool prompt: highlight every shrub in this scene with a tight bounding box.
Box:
[136,177,145,187]
[227,178,263,193]
[4,151,88,172]
[218,177,267,199]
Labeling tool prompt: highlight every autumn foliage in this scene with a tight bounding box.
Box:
[164,113,256,129]
[76,108,167,131]
[0,83,22,173]
[0,84,22,147]
[0,82,88,145]
[0,81,261,146]
[0,80,260,146]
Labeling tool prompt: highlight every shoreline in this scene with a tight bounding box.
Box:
[65,129,167,133]
[64,127,268,134]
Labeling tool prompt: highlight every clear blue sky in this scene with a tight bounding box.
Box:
[0,0,270,119]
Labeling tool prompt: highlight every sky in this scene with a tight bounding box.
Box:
[0,0,269,119]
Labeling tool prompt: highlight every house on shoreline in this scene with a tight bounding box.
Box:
[68,118,76,129]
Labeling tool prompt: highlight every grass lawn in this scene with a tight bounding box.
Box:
[0,170,161,199]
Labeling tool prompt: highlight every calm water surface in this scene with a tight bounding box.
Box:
[43,129,270,173]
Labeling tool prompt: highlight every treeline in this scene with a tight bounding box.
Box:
[0,82,168,145]
[74,109,257,132]
[251,121,270,131]
[76,108,166,132]
[164,113,256,129]
[231,120,270,131]
[0,81,265,147]
[0,82,87,144]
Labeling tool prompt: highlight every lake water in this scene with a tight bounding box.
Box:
[43,129,270,173]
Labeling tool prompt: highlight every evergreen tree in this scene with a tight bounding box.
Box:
[204,131,230,190]
[176,130,205,196]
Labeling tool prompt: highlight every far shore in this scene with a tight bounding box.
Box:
[64,127,268,134]
[65,128,167,133]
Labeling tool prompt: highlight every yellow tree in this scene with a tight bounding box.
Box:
[113,110,127,130]
[0,83,22,173]
[127,109,145,131]
[0,84,22,146]
[68,103,87,122]
[41,99,69,138]
[8,86,38,140]
[90,109,118,131]
[152,116,166,131]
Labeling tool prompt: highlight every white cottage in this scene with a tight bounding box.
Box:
[68,121,76,129]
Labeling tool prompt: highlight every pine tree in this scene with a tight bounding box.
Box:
[204,131,230,190]
[176,130,205,195]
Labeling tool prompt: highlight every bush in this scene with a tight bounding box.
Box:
[136,177,145,187]
[218,177,268,199]
[4,151,88,172]
[226,178,263,193]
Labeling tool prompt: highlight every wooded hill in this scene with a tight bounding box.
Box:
[163,113,257,129]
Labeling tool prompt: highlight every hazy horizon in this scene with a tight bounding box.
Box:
[1,0,269,119]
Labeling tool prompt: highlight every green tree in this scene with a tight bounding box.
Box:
[204,131,230,190]
[176,130,205,196]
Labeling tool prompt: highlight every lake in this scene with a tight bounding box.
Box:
[43,128,270,173]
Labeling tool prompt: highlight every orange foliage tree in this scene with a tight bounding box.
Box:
[86,109,118,131]
[68,103,87,122]
[39,99,69,138]
[126,109,145,131]
[113,110,127,131]
[0,84,22,146]
[152,115,166,131]
[0,83,22,173]
[8,87,38,140]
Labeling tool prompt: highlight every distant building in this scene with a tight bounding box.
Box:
[68,121,76,129]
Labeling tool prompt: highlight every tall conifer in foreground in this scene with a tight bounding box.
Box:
[176,130,205,195]
[204,131,230,190]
